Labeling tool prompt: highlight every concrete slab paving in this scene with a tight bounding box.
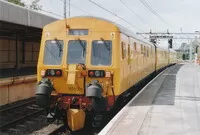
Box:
[99,64,200,135]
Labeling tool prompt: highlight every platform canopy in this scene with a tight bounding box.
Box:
[0,0,58,41]
[0,0,57,28]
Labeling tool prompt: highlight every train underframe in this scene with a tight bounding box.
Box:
[36,78,116,131]
[45,95,115,130]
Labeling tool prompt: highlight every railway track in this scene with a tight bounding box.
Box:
[31,123,66,135]
[0,97,47,135]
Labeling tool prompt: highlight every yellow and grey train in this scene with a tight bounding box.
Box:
[36,16,177,131]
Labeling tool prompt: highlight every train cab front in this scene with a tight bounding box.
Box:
[36,32,115,131]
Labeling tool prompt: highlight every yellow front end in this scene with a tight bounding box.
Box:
[37,17,120,96]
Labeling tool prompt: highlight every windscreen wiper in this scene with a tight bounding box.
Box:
[77,39,86,57]
[100,38,111,56]
[100,38,111,51]
[54,38,63,57]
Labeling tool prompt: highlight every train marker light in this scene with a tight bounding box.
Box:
[88,70,105,77]
[89,71,94,76]
[56,70,61,76]
[44,69,62,76]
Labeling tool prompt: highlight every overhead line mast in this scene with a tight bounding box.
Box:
[137,31,200,49]
[59,0,92,15]
[64,0,66,18]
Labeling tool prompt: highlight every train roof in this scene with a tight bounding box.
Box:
[46,16,174,52]
[69,16,154,46]
[71,16,174,52]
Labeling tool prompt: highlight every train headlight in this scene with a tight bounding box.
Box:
[50,69,55,76]
[94,70,100,77]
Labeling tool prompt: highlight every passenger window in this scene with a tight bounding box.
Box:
[134,42,137,50]
[128,44,131,63]
[144,46,146,56]
[141,45,143,54]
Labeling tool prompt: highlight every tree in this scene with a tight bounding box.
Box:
[7,0,25,7]
[7,0,42,11]
[29,0,42,11]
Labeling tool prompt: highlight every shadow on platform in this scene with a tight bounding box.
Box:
[152,64,183,106]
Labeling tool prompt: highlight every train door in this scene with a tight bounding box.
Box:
[121,42,128,90]
[140,44,144,78]
[127,43,131,87]
[138,44,141,81]
[146,47,150,74]
[132,42,138,84]
[143,46,147,77]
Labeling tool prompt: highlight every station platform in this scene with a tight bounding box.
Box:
[99,64,200,135]
[0,74,37,105]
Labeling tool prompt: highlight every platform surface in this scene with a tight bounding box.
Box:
[99,64,200,135]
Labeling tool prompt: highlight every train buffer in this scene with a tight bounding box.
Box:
[99,63,200,135]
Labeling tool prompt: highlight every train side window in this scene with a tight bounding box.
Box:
[121,42,126,59]
[128,44,130,58]
[121,42,123,59]
[147,47,149,57]
[144,46,146,56]
[134,42,137,50]
[128,44,131,63]
[141,45,143,54]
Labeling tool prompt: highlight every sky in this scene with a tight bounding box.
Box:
[22,0,200,49]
